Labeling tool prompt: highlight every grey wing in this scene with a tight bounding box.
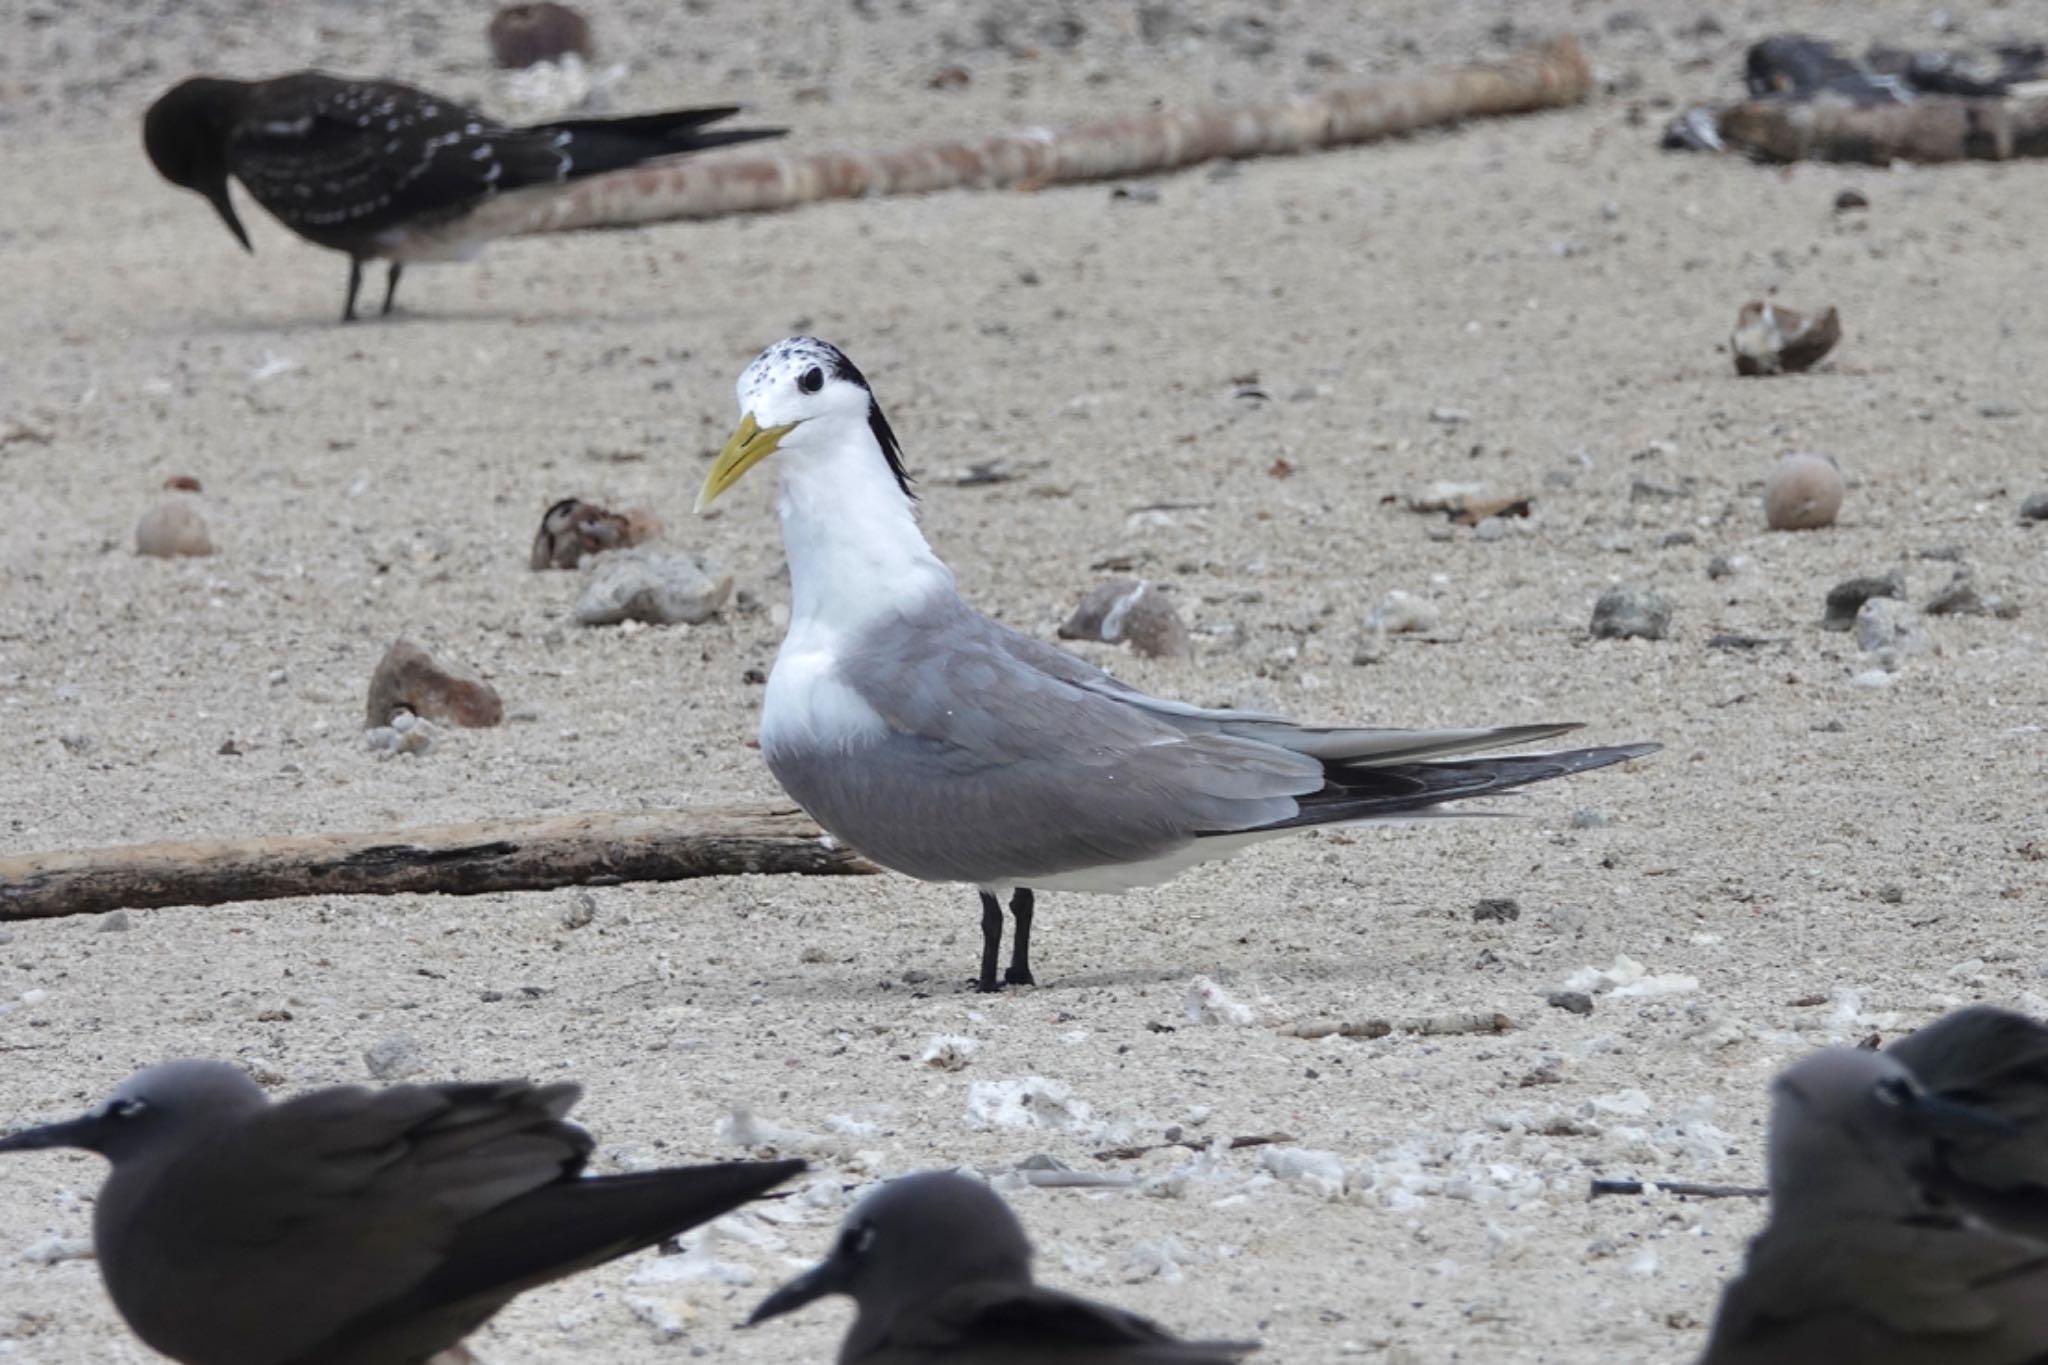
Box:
[875,1282,1258,1365]
[806,600,1323,883]
[112,1080,585,1365]
[985,606,1582,761]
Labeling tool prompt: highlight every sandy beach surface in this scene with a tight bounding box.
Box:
[3,1,2045,1361]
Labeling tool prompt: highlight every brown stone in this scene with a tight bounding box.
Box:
[529,498,659,570]
[1058,578,1191,658]
[1732,300,1841,376]
[366,640,504,729]
[487,2,593,69]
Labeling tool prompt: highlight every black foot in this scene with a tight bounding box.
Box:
[975,891,1004,994]
[342,258,364,323]
[1004,888,1036,986]
[381,262,404,316]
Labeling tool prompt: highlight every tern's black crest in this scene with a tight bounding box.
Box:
[800,339,915,503]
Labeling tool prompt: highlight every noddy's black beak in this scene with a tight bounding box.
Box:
[204,181,252,253]
[746,1254,848,1326]
[0,1113,104,1154]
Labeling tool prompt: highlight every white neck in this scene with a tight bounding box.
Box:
[774,421,951,634]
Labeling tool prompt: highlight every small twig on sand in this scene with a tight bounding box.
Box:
[1014,1170,1140,1189]
[1091,1132,1296,1162]
[1588,1178,1768,1200]
[1280,1011,1514,1040]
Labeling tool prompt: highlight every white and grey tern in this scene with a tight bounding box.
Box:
[697,337,1657,992]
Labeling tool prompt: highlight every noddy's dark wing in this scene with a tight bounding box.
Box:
[1700,1215,2048,1365]
[222,73,569,248]
[104,1079,589,1364]
[1891,1007,2048,1233]
[340,1156,807,1359]
[874,1281,1258,1365]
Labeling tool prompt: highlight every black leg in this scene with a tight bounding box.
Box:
[381,262,404,316]
[342,258,363,323]
[976,892,1004,994]
[1004,888,1036,986]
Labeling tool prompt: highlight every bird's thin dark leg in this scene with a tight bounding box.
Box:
[342,258,364,323]
[976,892,1004,994]
[381,262,404,316]
[1004,888,1036,986]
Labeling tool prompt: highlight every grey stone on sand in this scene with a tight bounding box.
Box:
[1925,570,1985,617]
[134,501,213,558]
[1853,598,1929,664]
[1823,570,1905,631]
[363,1035,423,1081]
[1473,897,1520,923]
[1546,991,1594,1016]
[2019,491,2048,523]
[1590,586,1671,641]
[573,547,732,627]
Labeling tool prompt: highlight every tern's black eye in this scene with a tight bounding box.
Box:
[798,366,824,395]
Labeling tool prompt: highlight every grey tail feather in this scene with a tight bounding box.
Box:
[1228,742,1660,834]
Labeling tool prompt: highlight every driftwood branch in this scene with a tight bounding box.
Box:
[505,39,1589,234]
[1588,1178,1768,1200]
[1715,93,2048,164]
[0,807,877,922]
[1092,1132,1296,1162]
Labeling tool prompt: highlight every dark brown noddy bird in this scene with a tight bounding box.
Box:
[1699,1047,2048,1365]
[1889,1005,2048,1239]
[748,1169,1258,1365]
[142,71,783,320]
[0,1060,803,1364]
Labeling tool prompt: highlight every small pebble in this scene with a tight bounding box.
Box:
[98,910,132,933]
[134,501,213,558]
[1731,301,1841,376]
[1823,571,1905,630]
[1058,578,1191,658]
[1473,897,1520,923]
[1472,515,1507,542]
[1659,530,1696,548]
[1925,570,1985,617]
[2019,491,2048,524]
[1546,991,1595,1017]
[1364,590,1439,636]
[488,1,593,68]
[574,548,732,626]
[1763,453,1844,531]
[1877,885,1905,905]
[1834,188,1869,211]
[1853,598,1930,666]
[365,640,504,728]
[363,1035,422,1081]
[1590,586,1672,641]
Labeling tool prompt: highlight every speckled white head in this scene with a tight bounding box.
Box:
[696,337,910,513]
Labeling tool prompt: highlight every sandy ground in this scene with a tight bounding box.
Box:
[3,1,2047,1361]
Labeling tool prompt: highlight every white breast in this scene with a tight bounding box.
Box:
[760,625,888,761]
